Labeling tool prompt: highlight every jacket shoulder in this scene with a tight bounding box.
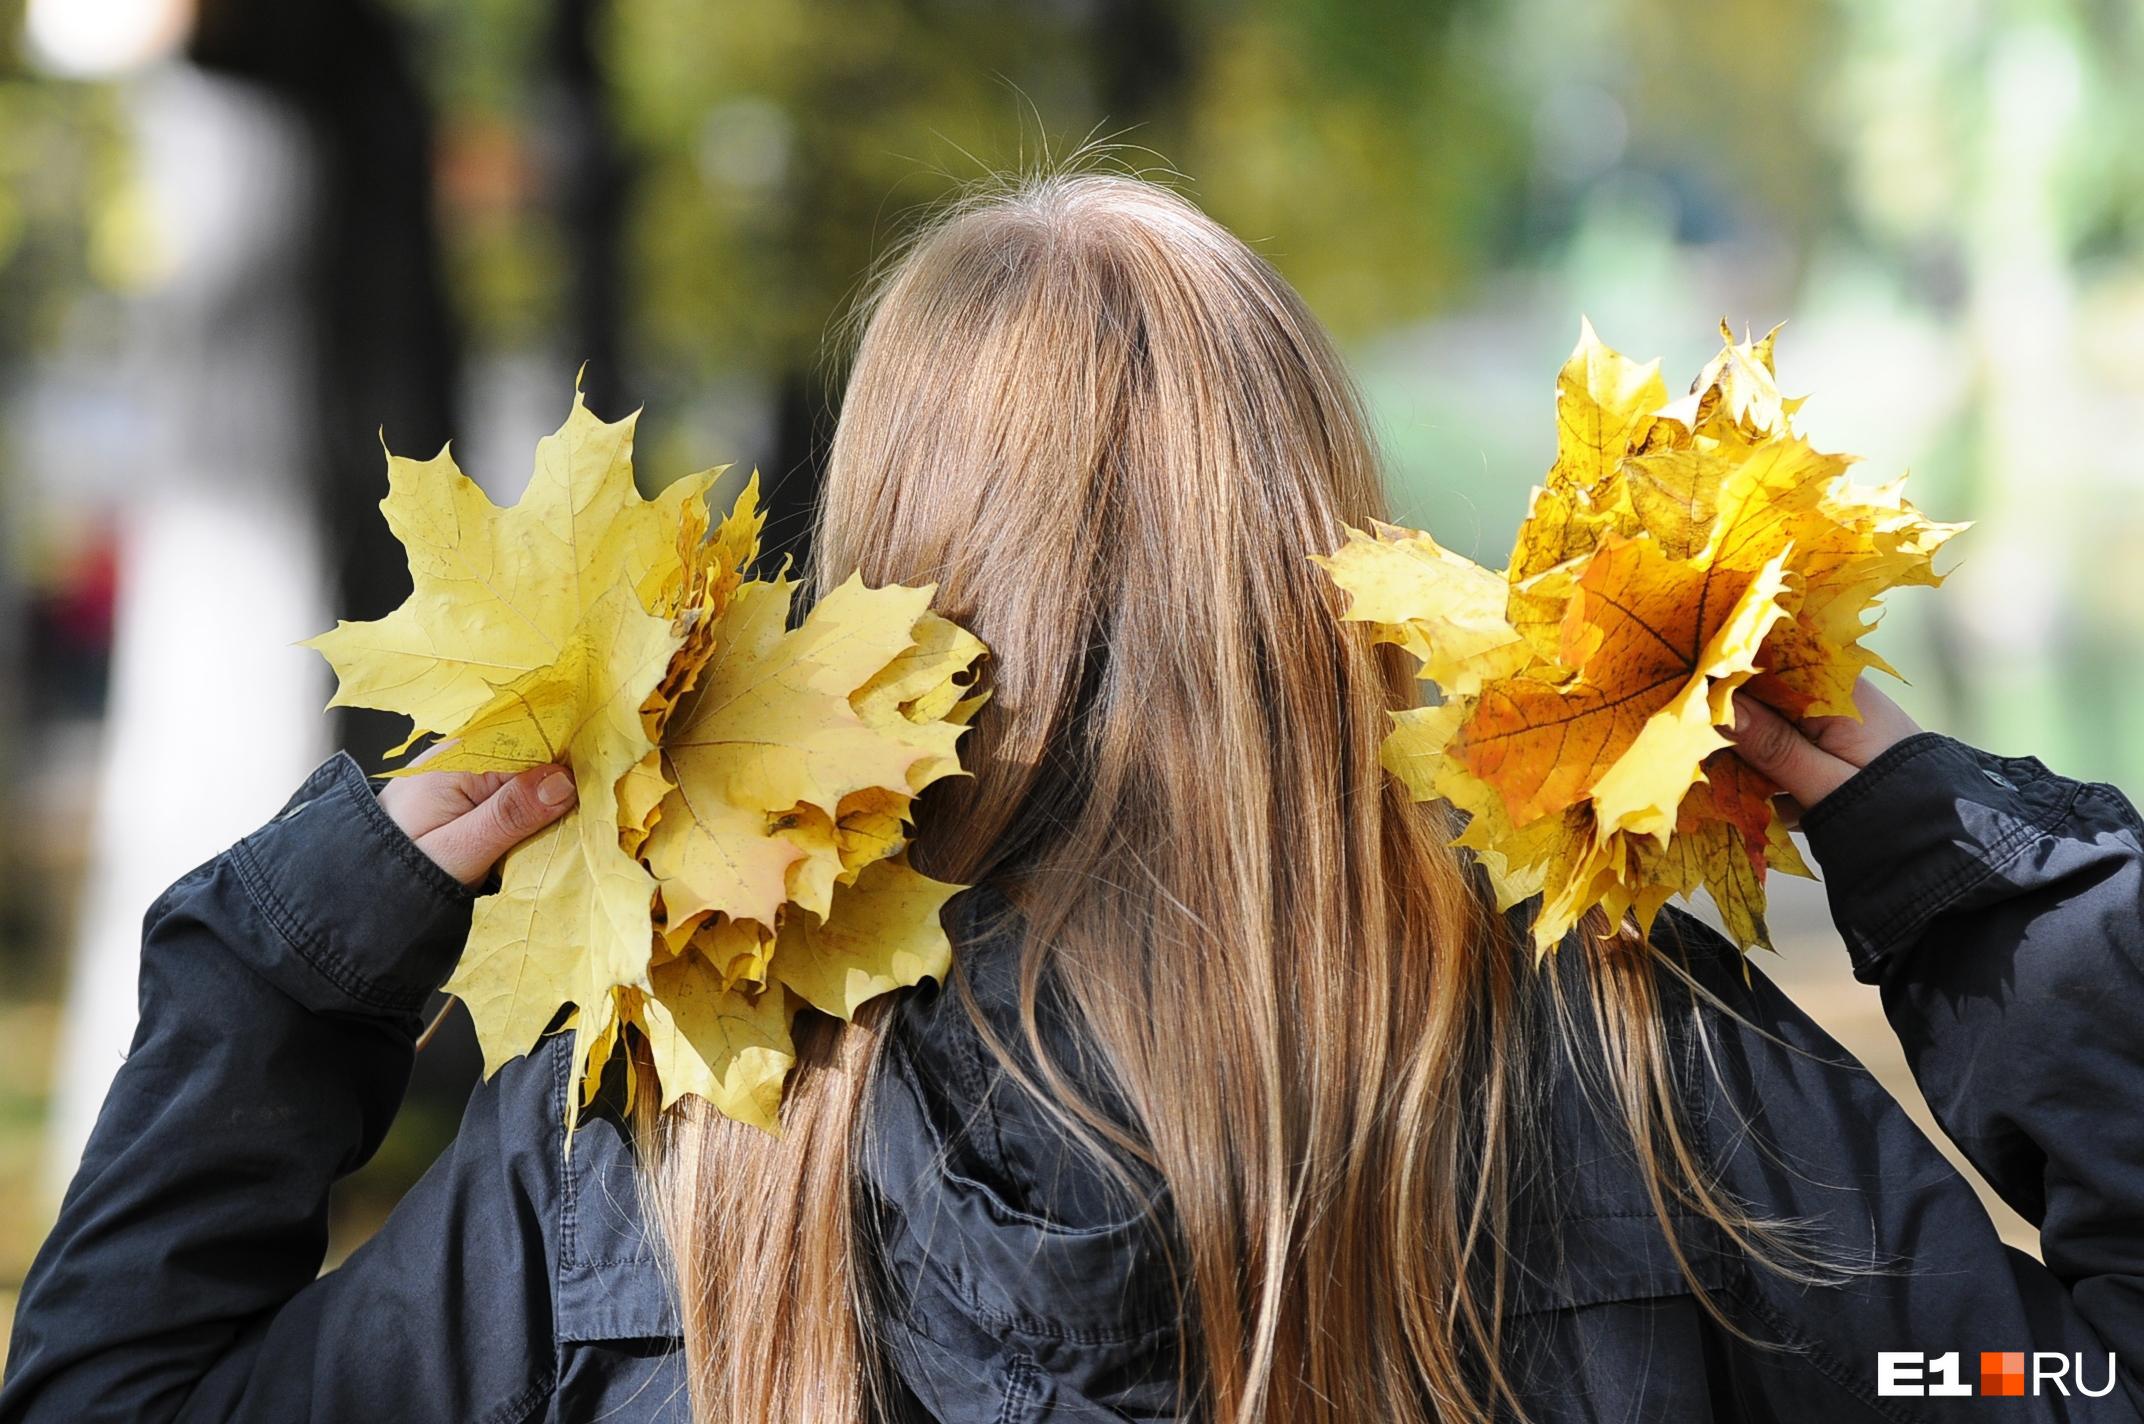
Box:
[1492,905,1751,1316]
[421,1027,680,1348]
[525,1032,682,1346]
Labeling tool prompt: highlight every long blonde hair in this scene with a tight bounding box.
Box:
[648,172,1791,1423]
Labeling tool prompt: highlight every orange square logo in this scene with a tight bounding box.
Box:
[1980,1352,2025,1397]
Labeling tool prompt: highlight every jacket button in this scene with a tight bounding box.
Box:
[1983,768,2017,791]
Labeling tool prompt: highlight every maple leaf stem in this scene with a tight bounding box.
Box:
[414,999,456,1055]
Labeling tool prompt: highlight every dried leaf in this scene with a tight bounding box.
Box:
[308,389,987,1134]
[1318,321,1965,953]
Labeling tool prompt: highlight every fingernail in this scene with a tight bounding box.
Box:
[1729,697,1750,734]
[538,771,576,806]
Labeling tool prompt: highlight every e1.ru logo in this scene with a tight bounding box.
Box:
[1877,1351,2117,1398]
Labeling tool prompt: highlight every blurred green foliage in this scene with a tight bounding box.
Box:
[380,0,1537,384]
[3,0,2144,772]
[0,56,131,367]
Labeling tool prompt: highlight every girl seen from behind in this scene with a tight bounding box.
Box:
[7,173,2143,1424]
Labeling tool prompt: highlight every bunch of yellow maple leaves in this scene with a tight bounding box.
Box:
[307,392,985,1132]
[1316,322,1963,953]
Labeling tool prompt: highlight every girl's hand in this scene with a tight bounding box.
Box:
[376,752,577,887]
[1724,679,1923,820]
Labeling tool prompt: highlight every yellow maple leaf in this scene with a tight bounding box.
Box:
[307,393,712,1077]
[772,854,960,1019]
[1550,315,1672,493]
[645,575,975,932]
[1316,521,1531,695]
[638,966,802,1128]
[308,389,987,1135]
[305,392,713,764]
[1317,321,1963,954]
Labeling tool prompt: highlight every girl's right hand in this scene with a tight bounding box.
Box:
[1724,678,1924,821]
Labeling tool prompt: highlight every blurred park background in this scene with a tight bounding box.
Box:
[4,0,2143,1347]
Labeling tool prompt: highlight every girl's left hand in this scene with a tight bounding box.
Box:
[1724,679,1923,822]
[377,752,578,887]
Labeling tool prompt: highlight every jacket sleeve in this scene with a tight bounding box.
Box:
[1637,730,2144,1419]
[1799,730,2144,1377]
[0,751,561,1424]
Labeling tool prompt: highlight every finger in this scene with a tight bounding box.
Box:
[1801,679,1923,768]
[1845,677,1922,743]
[1725,694,1858,810]
[377,764,516,840]
[403,746,518,802]
[420,765,577,886]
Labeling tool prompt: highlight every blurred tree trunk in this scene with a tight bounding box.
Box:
[755,0,1192,586]
[761,370,834,584]
[550,0,630,419]
[186,0,479,1122]
[1094,0,1190,122]
[190,0,461,773]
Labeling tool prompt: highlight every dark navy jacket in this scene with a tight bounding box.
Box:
[7,730,2144,1420]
